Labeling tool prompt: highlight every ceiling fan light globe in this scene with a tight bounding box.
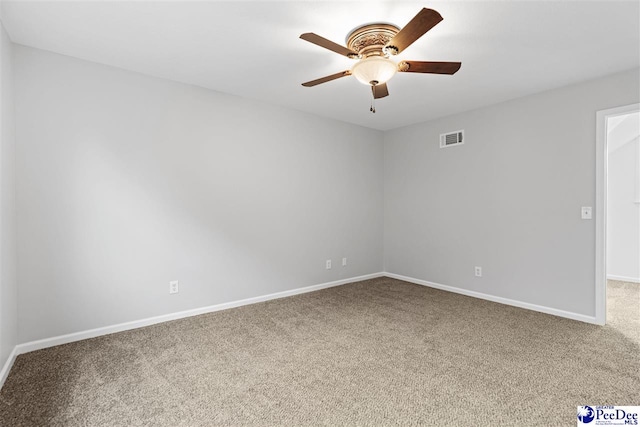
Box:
[352,56,397,86]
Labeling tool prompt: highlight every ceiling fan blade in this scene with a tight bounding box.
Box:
[302,70,352,87]
[386,8,443,55]
[372,83,389,99]
[300,33,359,58]
[398,61,461,75]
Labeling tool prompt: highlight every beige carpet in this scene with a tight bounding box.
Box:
[1,277,638,426]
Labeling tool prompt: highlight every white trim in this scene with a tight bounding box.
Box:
[607,274,640,284]
[384,272,598,324]
[0,346,18,390]
[2,269,602,389]
[14,272,384,356]
[596,103,640,326]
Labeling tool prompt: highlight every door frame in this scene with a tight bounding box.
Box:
[595,102,640,325]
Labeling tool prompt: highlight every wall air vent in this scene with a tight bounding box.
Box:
[440,130,464,148]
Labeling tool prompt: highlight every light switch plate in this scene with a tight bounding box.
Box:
[581,207,592,220]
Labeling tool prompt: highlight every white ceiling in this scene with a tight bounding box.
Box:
[2,0,639,131]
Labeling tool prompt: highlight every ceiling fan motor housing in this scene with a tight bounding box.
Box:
[346,23,400,59]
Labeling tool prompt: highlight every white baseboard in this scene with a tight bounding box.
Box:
[14,272,385,356]
[3,270,599,390]
[607,274,640,284]
[384,272,599,324]
[0,346,18,391]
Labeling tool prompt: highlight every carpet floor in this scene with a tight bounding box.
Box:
[0,277,638,426]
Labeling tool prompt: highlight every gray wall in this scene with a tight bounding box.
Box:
[15,46,384,343]
[9,43,640,347]
[0,22,16,371]
[384,68,640,317]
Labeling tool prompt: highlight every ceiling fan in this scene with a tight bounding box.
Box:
[300,8,461,112]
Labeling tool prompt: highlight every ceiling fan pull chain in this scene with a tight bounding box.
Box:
[370,85,376,113]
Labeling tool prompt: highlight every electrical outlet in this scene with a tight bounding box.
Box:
[169,280,179,294]
[326,260,332,270]
[474,267,482,277]
[342,257,347,266]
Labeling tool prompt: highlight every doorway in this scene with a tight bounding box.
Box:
[595,103,640,325]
